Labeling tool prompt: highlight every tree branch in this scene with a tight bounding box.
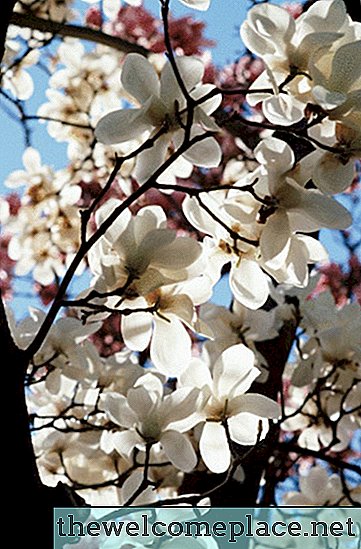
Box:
[10,11,149,56]
[0,0,17,63]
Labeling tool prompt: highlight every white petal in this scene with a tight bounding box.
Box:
[263,94,305,126]
[295,190,352,229]
[161,430,197,472]
[199,422,230,473]
[160,57,204,107]
[260,211,291,269]
[95,108,150,144]
[183,135,222,168]
[121,53,160,104]
[134,134,170,184]
[213,344,258,398]
[112,430,142,456]
[151,236,202,270]
[230,259,269,310]
[180,359,213,390]
[234,393,280,418]
[99,392,136,427]
[179,0,210,10]
[313,153,355,194]
[329,40,361,93]
[127,385,158,420]
[150,316,191,376]
[121,312,152,351]
[23,147,42,173]
[228,413,268,445]
[255,136,294,174]
[164,387,200,426]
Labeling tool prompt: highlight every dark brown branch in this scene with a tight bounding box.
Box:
[10,11,149,56]
[277,441,361,475]
[0,0,17,63]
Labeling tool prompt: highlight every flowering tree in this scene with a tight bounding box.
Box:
[1,0,360,544]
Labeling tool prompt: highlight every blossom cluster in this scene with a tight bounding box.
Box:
[1,0,360,507]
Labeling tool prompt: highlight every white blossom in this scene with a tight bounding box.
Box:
[95,53,222,183]
[100,373,200,472]
[179,344,280,473]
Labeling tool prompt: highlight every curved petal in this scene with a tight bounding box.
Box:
[121,53,160,104]
[95,108,150,144]
[160,56,204,107]
[161,430,197,472]
[121,311,152,351]
[199,421,230,474]
[150,316,191,376]
[112,430,142,456]
[99,393,136,427]
[228,413,268,445]
[127,385,158,420]
[134,134,170,184]
[213,344,258,398]
[313,153,355,194]
[179,0,210,10]
[260,211,291,269]
[182,135,222,168]
[294,190,352,229]
[233,393,280,418]
[263,94,305,126]
[230,259,269,310]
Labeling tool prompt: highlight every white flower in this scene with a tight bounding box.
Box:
[2,30,39,100]
[302,121,360,194]
[15,309,101,391]
[183,191,270,310]
[179,344,280,473]
[89,200,203,298]
[309,37,361,129]
[100,373,200,472]
[252,137,351,268]
[95,53,222,183]
[240,0,355,125]
[119,276,213,376]
[283,466,345,506]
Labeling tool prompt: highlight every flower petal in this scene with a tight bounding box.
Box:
[230,259,269,310]
[95,108,150,144]
[121,311,152,351]
[228,413,268,445]
[161,430,197,472]
[134,134,170,184]
[213,344,258,398]
[160,56,204,107]
[199,421,230,473]
[150,316,191,376]
[121,53,160,104]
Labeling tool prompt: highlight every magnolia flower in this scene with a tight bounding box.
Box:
[95,53,221,183]
[14,309,101,391]
[240,0,353,124]
[251,137,352,268]
[283,466,346,506]
[179,344,280,473]
[310,38,361,129]
[2,31,39,100]
[183,191,271,310]
[100,373,200,472]
[119,276,213,376]
[301,121,360,194]
[88,200,203,298]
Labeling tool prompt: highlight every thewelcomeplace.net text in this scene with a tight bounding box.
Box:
[56,513,358,543]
